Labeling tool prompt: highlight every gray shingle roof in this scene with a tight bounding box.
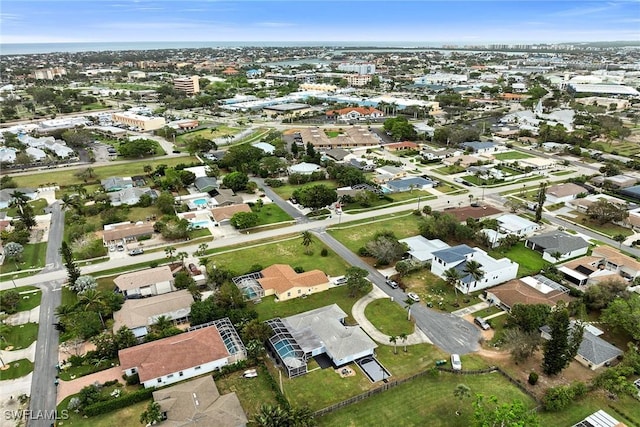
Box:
[578,331,623,366]
[526,232,589,254]
[432,244,474,264]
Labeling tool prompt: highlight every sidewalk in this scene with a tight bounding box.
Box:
[351,287,432,346]
[56,366,123,404]
[2,341,36,364]
[451,301,490,317]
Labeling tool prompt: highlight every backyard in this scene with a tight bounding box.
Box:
[400,269,482,312]
[489,242,547,277]
[216,365,281,417]
[328,213,422,253]
[559,211,634,238]
[56,395,150,427]
[493,151,534,161]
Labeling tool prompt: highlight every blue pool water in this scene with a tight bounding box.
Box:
[274,340,297,358]
[193,198,208,206]
[190,220,210,229]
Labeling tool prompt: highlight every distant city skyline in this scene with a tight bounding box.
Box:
[1,0,639,45]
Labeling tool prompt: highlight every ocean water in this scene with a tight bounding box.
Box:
[0,41,444,55]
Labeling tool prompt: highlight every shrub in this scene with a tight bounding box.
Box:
[83,388,155,417]
[357,247,371,257]
[149,261,158,268]
[248,264,263,274]
[124,373,139,386]
[294,266,305,273]
[68,355,85,367]
[103,379,119,387]
[528,372,539,385]
[320,248,328,257]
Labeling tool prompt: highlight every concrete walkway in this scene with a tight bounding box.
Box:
[56,366,123,405]
[484,311,507,321]
[352,287,432,345]
[6,306,40,325]
[2,341,36,364]
[451,301,490,317]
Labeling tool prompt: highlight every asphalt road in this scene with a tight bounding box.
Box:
[315,230,481,355]
[253,177,308,223]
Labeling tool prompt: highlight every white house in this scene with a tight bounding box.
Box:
[252,142,276,155]
[398,236,449,264]
[545,183,586,205]
[525,231,590,262]
[114,266,176,299]
[496,214,541,237]
[25,146,47,161]
[288,162,322,175]
[430,244,518,294]
[0,147,17,163]
[119,319,246,388]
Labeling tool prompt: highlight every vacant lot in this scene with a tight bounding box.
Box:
[560,211,633,238]
[328,213,422,253]
[175,125,242,146]
[271,180,339,200]
[217,365,280,418]
[252,203,292,225]
[56,397,150,427]
[493,151,534,160]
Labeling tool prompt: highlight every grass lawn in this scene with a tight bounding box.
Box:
[189,228,212,238]
[433,165,465,175]
[1,323,38,350]
[363,299,414,336]
[374,343,448,378]
[58,358,119,381]
[328,213,423,253]
[12,157,199,189]
[472,305,504,319]
[271,180,338,200]
[493,151,534,160]
[206,236,350,277]
[0,242,48,274]
[81,102,107,111]
[56,396,151,427]
[4,198,49,216]
[61,287,78,307]
[0,359,34,380]
[435,182,465,194]
[537,393,640,426]
[551,170,574,176]
[489,242,547,277]
[216,365,280,417]
[254,285,358,322]
[175,125,242,146]
[0,286,41,311]
[343,192,435,212]
[252,203,293,225]
[463,175,503,186]
[325,131,340,138]
[318,370,536,426]
[401,269,482,312]
[559,211,634,238]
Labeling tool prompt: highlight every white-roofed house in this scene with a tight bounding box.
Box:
[288,162,322,175]
[252,142,276,155]
[0,147,17,163]
[398,236,450,265]
[484,214,541,246]
[25,146,47,162]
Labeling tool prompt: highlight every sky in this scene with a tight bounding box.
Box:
[1,0,639,45]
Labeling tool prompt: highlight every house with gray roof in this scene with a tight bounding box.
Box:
[460,141,498,154]
[194,176,219,193]
[386,176,435,193]
[101,176,133,192]
[25,146,47,162]
[525,231,590,262]
[325,148,350,162]
[348,158,375,171]
[288,162,322,175]
[108,187,157,207]
[430,244,518,294]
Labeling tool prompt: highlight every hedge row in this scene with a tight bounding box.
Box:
[83,387,154,417]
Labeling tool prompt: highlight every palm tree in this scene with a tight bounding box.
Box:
[453,383,471,415]
[399,333,408,353]
[151,315,173,336]
[463,260,485,293]
[550,251,564,263]
[613,234,626,249]
[9,190,28,215]
[443,268,463,301]
[78,289,106,327]
[164,246,176,261]
[176,251,188,267]
[254,404,291,427]
[404,297,415,321]
[389,335,398,354]
[301,231,313,255]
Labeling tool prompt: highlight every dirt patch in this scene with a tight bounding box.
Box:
[443,204,503,222]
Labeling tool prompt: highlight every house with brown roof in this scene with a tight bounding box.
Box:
[102,221,155,246]
[560,245,640,286]
[114,266,175,299]
[326,107,384,122]
[113,290,194,339]
[152,376,248,427]
[212,188,243,206]
[545,183,586,204]
[210,204,252,225]
[486,275,573,311]
[119,319,246,388]
[385,141,420,152]
[258,264,329,301]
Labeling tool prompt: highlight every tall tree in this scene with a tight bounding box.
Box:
[542,303,584,375]
[389,335,398,354]
[463,260,485,292]
[60,241,81,285]
[345,266,371,297]
[535,182,547,223]
[139,401,163,425]
[301,231,313,255]
[443,268,463,300]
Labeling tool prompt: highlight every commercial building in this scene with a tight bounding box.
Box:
[111,112,166,131]
[173,75,200,94]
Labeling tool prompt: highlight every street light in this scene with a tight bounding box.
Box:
[417,196,421,211]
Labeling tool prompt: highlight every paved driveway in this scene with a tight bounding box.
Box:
[56,366,123,405]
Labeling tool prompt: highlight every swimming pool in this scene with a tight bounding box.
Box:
[274,340,298,359]
[190,220,210,229]
[192,198,208,206]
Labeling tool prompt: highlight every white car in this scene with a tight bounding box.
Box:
[407,292,420,302]
[451,354,462,371]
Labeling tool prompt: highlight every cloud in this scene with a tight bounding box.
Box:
[551,2,620,17]
[0,13,22,23]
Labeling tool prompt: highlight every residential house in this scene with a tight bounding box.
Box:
[114,266,176,299]
[540,323,623,370]
[152,376,248,427]
[560,245,640,287]
[572,410,624,427]
[326,107,384,121]
[288,162,322,175]
[567,194,627,215]
[398,236,449,265]
[108,188,157,207]
[212,189,243,206]
[113,290,194,339]
[485,275,573,311]
[266,304,377,377]
[385,176,435,192]
[545,183,586,205]
[497,214,541,236]
[0,188,38,209]
[25,146,47,162]
[252,142,276,155]
[194,176,219,193]
[373,166,406,184]
[324,148,350,162]
[258,264,329,301]
[210,204,251,225]
[119,319,246,388]
[591,174,638,189]
[348,158,375,171]
[101,176,133,192]
[102,221,155,247]
[420,148,460,161]
[0,147,17,163]
[385,141,419,152]
[525,231,590,262]
[460,141,499,154]
[430,244,518,294]
[442,154,487,168]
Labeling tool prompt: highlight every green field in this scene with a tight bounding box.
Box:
[489,242,547,277]
[0,358,34,380]
[493,151,534,160]
[0,242,47,274]
[217,365,280,418]
[12,157,199,189]
[205,235,350,277]
[175,125,242,146]
[4,198,49,216]
[271,180,339,200]
[363,298,414,336]
[253,203,293,225]
[1,322,38,350]
[433,165,466,175]
[318,371,536,427]
[328,213,422,253]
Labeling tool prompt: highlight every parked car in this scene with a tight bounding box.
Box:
[385,279,399,289]
[451,353,462,371]
[407,292,420,302]
[335,277,348,285]
[128,248,144,256]
[188,263,202,275]
[474,316,490,330]
[116,243,125,251]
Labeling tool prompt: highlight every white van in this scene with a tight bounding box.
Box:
[451,354,462,371]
